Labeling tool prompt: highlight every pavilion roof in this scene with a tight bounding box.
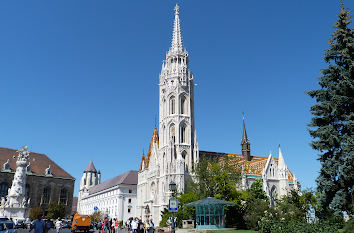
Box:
[185,197,236,207]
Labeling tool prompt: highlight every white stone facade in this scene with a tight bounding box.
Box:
[137,4,199,224]
[137,5,300,225]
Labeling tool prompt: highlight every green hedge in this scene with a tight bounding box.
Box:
[258,220,341,233]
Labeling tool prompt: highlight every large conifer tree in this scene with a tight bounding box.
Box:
[307,2,353,217]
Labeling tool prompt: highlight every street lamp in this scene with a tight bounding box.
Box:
[169,181,177,233]
[169,181,177,194]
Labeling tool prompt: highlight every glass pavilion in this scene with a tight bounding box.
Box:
[185,197,236,229]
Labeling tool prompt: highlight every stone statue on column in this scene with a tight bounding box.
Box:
[0,146,30,221]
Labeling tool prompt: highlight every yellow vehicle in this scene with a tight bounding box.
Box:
[72,214,91,233]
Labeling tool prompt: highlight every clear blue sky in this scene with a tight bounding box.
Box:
[1,0,352,196]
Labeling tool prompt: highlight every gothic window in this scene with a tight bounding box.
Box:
[59,188,68,205]
[169,96,175,114]
[182,151,189,172]
[0,183,8,198]
[180,96,187,114]
[170,124,176,142]
[42,187,51,204]
[270,185,277,206]
[180,124,186,143]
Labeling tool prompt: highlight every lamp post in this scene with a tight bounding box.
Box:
[169,181,177,233]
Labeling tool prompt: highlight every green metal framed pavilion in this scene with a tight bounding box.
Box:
[185,197,236,229]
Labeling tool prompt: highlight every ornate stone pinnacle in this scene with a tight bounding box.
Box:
[174,4,180,15]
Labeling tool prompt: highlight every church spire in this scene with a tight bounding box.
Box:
[241,113,251,161]
[169,4,184,54]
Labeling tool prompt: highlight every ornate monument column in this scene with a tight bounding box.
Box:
[0,146,30,221]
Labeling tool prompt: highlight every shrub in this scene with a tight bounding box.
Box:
[343,217,354,233]
[258,219,341,233]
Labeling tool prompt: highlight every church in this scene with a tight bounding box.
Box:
[137,5,301,223]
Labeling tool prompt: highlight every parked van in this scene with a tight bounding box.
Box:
[72,214,91,233]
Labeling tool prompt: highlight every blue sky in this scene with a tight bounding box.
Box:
[0,0,352,196]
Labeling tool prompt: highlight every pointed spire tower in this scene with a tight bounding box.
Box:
[158,3,197,194]
[169,4,184,54]
[241,113,251,161]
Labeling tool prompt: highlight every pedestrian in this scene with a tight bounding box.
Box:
[114,218,119,233]
[55,218,63,233]
[107,218,112,233]
[148,219,154,233]
[131,217,138,233]
[144,220,149,233]
[98,221,102,232]
[29,215,45,233]
[103,217,109,233]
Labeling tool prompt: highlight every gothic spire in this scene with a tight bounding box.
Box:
[170,4,184,54]
[242,113,248,143]
[241,113,251,161]
[278,145,287,170]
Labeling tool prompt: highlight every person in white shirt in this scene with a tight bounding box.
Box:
[131,218,138,233]
[55,218,63,233]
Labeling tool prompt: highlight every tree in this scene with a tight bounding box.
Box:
[191,157,241,200]
[90,210,103,223]
[307,2,354,217]
[29,206,44,220]
[46,202,66,219]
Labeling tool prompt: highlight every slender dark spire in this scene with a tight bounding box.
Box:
[241,113,251,161]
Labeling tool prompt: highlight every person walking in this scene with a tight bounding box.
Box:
[114,218,119,233]
[55,218,63,233]
[148,219,154,233]
[131,218,138,233]
[144,220,149,233]
[29,215,45,233]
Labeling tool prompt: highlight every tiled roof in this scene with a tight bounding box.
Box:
[84,160,97,173]
[0,147,74,179]
[140,155,145,171]
[88,170,138,195]
[143,128,159,170]
[199,150,295,181]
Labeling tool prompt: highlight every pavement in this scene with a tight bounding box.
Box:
[16,229,129,233]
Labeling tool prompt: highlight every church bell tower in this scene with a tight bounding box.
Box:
[158,4,198,191]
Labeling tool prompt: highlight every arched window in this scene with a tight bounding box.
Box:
[182,151,189,172]
[180,96,187,114]
[41,187,51,205]
[169,96,175,114]
[180,124,186,143]
[170,124,175,142]
[0,183,8,198]
[270,185,277,206]
[59,188,68,205]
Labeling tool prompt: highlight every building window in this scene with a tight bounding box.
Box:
[0,183,8,198]
[128,208,131,213]
[180,96,187,114]
[180,124,186,143]
[129,189,132,193]
[42,187,50,204]
[128,199,131,203]
[59,188,68,205]
[170,124,176,142]
[169,96,175,114]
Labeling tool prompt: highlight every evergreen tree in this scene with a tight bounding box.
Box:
[307,2,353,217]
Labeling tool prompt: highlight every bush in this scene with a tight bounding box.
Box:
[343,217,354,233]
[258,219,341,233]
[46,202,66,219]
